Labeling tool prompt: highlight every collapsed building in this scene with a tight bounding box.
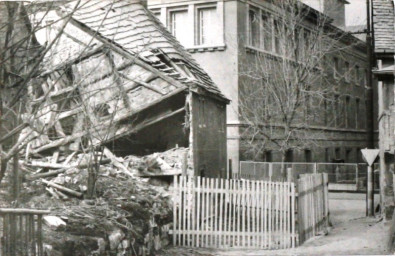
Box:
[25,0,229,178]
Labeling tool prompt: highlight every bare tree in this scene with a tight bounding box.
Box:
[0,0,142,199]
[0,1,86,202]
[238,0,365,163]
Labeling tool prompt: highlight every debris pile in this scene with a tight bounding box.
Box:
[6,147,191,255]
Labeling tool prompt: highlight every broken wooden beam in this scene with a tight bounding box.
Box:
[26,158,111,180]
[28,158,111,169]
[32,131,87,154]
[103,147,134,177]
[0,208,50,214]
[41,179,83,198]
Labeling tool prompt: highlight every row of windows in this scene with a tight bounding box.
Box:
[151,3,221,47]
[332,57,367,86]
[263,147,364,163]
[247,4,368,88]
[321,95,366,130]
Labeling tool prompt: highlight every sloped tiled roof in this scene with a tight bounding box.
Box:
[373,0,395,53]
[66,0,227,100]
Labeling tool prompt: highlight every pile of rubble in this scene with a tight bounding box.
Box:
[5,147,191,255]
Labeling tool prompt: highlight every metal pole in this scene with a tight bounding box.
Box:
[367,164,374,216]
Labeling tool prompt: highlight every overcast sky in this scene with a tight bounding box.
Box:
[346,0,367,26]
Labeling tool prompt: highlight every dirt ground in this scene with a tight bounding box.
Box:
[164,192,392,256]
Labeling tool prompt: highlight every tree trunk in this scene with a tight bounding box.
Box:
[280,151,287,180]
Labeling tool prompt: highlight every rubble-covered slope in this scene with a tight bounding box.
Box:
[2,147,190,255]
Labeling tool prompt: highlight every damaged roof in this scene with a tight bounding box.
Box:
[57,0,227,101]
[372,0,395,53]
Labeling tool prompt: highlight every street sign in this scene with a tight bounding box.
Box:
[361,149,380,166]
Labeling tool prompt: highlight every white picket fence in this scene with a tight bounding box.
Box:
[297,173,329,244]
[172,176,297,249]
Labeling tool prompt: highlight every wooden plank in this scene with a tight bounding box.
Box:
[268,181,272,249]
[280,182,284,249]
[236,179,240,247]
[256,181,260,248]
[37,214,43,256]
[210,178,214,247]
[232,179,236,247]
[195,177,200,247]
[292,183,296,247]
[263,181,267,248]
[218,178,223,248]
[205,178,210,247]
[214,178,218,247]
[242,179,246,247]
[180,176,186,246]
[224,179,228,247]
[31,214,36,256]
[0,209,50,215]
[246,180,251,246]
[252,181,256,248]
[173,176,177,246]
[187,176,191,247]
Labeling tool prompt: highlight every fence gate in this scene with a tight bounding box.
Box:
[0,208,50,256]
[172,176,297,249]
[297,173,329,244]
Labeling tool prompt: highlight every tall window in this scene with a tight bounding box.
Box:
[345,96,350,128]
[325,148,330,162]
[169,9,188,46]
[303,30,310,54]
[335,148,341,159]
[197,7,218,46]
[305,149,312,162]
[334,94,340,127]
[261,11,272,51]
[355,65,359,84]
[333,57,339,78]
[274,19,282,54]
[248,8,260,47]
[265,151,272,162]
[344,61,350,82]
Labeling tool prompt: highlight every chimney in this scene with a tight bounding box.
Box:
[131,0,147,8]
[323,0,349,27]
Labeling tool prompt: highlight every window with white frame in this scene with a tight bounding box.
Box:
[168,8,189,46]
[196,6,218,46]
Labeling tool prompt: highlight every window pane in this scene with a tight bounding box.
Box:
[249,8,259,47]
[169,10,188,46]
[261,12,272,51]
[197,7,218,45]
[274,20,282,54]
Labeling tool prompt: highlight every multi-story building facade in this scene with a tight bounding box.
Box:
[148,0,374,174]
[372,0,395,218]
